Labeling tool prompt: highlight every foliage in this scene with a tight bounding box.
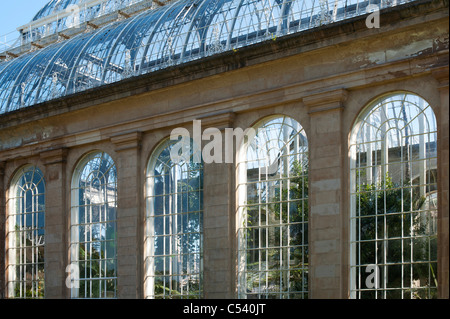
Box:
[356,173,438,299]
[244,159,308,297]
[13,225,45,299]
[151,156,204,298]
[78,242,117,298]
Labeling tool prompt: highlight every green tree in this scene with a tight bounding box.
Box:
[244,159,309,298]
[356,173,437,299]
[78,241,117,298]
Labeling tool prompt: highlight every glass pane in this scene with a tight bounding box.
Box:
[8,166,45,299]
[350,93,438,299]
[146,138,204,299]
[70,152,117,299]
[238,116,308,299]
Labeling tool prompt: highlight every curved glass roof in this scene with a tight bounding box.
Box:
[0,0,412,115]
[33,0,82,21]
[32,0,149,22]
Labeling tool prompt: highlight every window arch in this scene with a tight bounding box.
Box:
[144,138,204,299]
[237,115,309,299]
[350,92,438,299]
[69,151,117,299]
[7,165,45,299]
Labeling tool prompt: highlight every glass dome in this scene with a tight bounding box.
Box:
[0,0,412,115]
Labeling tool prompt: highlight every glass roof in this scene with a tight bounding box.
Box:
[31,0,149,21]
[0,0,412,115]
[33,0,82,21]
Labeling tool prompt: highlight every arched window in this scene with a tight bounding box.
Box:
[7,165,45,299]
[69,151,117,298]
[237,116,309,299]
[144,138,204,299]
[350,92,438,299]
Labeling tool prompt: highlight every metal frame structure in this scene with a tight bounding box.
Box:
[145,138,204,299]
[237,115,309,299]
[0,0,414,115]
[7,165,46,299]
[69,151,118,299]
[18,0,158,47]
[349,92,438,299]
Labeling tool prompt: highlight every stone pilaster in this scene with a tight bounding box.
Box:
[303,89,348,298]
[0,161,5,299]
[198,112,235,298]
[432,66,449,299]
[111,131,142,298]
[40,148,68,298]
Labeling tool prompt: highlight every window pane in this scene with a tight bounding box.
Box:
[70,152,117,299]
[8,166,45,299]
[350,93,438,299]
[145,138,203,299]
[238,116,308,299]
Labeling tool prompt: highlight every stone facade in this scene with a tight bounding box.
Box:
[0,0,448,299]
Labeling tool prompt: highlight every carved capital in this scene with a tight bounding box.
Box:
[40,148,68,166]
[111,131,142,152]
[431,66,449,89]
[303,88,348,115]
[196,111,236,131]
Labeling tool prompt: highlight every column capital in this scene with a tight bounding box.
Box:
[303,88,348,115]
[431,66,449,89]
[40,147,68,165]
[196,111,236,131]
[110,131,142,152]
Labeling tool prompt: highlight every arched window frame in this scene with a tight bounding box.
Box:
[69,151,118,299]
[236,115,309,299]
[144,137,204,299]
[349,92,438,299]
[7,165,45,299]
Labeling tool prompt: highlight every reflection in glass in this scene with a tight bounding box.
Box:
[70,151,117,298]
[350,93,438,299]
[237,116,308,299]
[7,166,45,299]
[145,138,204,299]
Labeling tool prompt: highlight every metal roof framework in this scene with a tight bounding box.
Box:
[0,0,412,115]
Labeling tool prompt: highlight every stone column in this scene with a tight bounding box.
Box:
[40,148,68,299]
[111,131,142,299]
[0,161,5,299]
[199,112,235,298]
[303,89,348,299]
[432,66,449,299]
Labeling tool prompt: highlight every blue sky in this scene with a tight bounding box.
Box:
[0,1,49,36]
